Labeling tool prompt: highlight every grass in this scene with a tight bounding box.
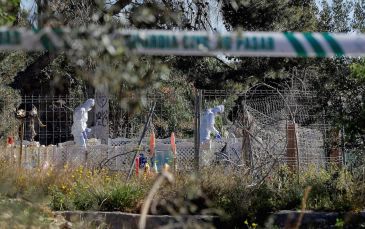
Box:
[0,195,55,228]
[48,165,148,212]
[0,152,365,228]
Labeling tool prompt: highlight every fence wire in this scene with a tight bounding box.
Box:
[0,81,342,172]
[1,92,195,146]
[200,83,339,171]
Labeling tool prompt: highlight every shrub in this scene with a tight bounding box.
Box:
[49,185,74,211]
[100,183,144,212]
[47,166,147,212]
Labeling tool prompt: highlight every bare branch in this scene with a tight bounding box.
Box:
[214,57,235,69]
[105,0,133,16]
[139,171,174,229]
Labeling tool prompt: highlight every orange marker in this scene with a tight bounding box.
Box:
[170,132,176,155]
[149,132,155,157]
[170,132,177,172]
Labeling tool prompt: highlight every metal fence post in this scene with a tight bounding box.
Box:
[194,89,202,171]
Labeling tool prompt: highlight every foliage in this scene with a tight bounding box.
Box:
[103,184,144,211]
[2,0,365,228]
[0,0,20,26]
[0,87,20,144]
[0,15,39,141]
[49,166,146,212]
[141,165,363,228]
[1,0,365,156]
[214,0,320,85]
[318,0,333,31]
[154,76,195,138]
[221,0,291,31]
[172,166,360,228]
[351,59,365,79]
[0,195,63,228]
[353,0,365,32]
[344,1,365,149]
[332,0,353,33]
[308,58,365,148]
[1,151,365,228]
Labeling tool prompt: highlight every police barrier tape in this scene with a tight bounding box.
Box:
[1,27,365,57]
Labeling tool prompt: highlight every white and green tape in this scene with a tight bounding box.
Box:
[1,27,365,57]
[0,27,66,51]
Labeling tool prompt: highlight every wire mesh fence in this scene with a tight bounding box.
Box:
[4,95,84,145]
[0,91,195,146]
[108,91,195,140]
[0,77,343,172]
[199,81,341,172]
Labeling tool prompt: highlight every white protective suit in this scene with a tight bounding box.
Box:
[71,99,95,148]
[200,105,224,143]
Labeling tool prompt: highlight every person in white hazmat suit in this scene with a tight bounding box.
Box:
[199,105,224,165]
[71,99,95,148]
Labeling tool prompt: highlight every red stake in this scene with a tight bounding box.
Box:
[135,156,140,177]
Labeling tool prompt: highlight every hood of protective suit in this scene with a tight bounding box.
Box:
[211,105,224,114]
[80,99,95,111]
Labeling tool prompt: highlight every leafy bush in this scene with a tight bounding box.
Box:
[48,166,146,212]
[101,184,144,212]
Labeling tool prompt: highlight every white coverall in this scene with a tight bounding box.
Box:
[71,99,95,148]
[199,105,224,165]
[200,105,224,143]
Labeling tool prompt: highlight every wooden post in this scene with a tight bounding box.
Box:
[194,89,202,171]
[241,108,253,168]
[286,121,298,171]
[84,149,89,167]
[328,128,342,167]
[19,121,24,168]
[242,129,252,167]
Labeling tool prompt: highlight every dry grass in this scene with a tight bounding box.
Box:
[0,149,365,228]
